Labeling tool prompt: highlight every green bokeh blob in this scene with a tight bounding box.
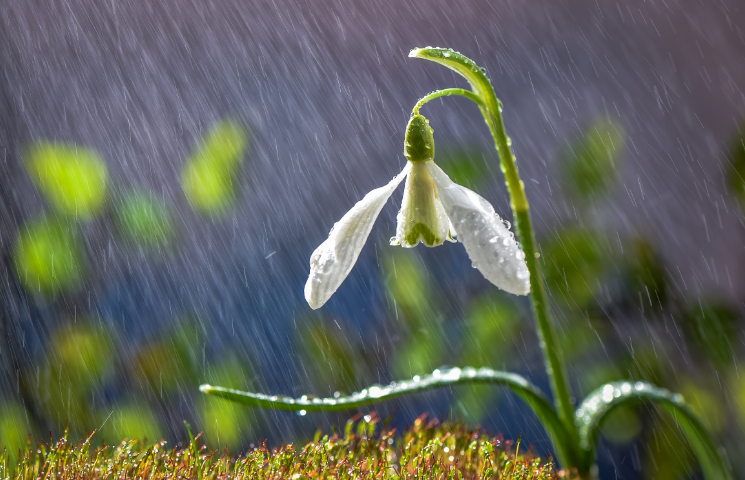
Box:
[193,120,249,170]
[683,300,739,368]
[599,405,641,445]
[726,122,745,205]
[456,296,521,422]
[116,192,174,247]
[563,118,625,199]
[199,358,255,449]
[436,148,492,191]
[182,120,248,214]
[679,381,724,434]
[26,142,108,218]
[27,323,114,433]
[100,404,164,444]
[13,218,85,295]
[55,324,114,392]
[0,402,33,464]
[542,228,609,308]
[299,319,366,389]
[383,252,431,327]
[623,238,668,311]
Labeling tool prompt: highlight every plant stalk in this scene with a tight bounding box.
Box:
[409,48,577,449]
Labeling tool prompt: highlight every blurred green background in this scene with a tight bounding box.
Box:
[3,115,744,480]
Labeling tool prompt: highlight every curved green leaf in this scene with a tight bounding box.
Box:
[408,48,494,110]
[202,366,577,468]
[576,381,732,480]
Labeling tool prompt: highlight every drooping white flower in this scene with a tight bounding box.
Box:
[305,115,530,309]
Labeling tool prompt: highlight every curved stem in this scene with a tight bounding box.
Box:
[409,48,576,440]
[577,381,733,480]
[412,88,483,115]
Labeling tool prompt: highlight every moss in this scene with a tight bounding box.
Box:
[0,417,575,479]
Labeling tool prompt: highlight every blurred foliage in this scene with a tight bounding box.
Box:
[134,319,204,396]
[683,301,739,368]
[13,218,85,296]
[382,252,447,378]
[436,148,492,191]
[622,238,668,311]
[13,218,83,295]
[199,357,255,450]
[625,344,667,387]
[116,191,174,248]
[599,405,641,445]
[562,118,624,199]
[0,402,33,465]
[25,142,108,219]
[726,122,745,205]
[542,228,609,308]
[460,295,521,368]
[298,316,368,392]
[643,417,697,480]
[382,252,431,326]
[678,381,725,434]
[558,315,607,361]
[182,120,249,214]
[28,322,114,431]
[456,295,521,422]
[99,403,164,445]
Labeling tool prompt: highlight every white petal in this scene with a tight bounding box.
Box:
[305,163,411,309]
[426,162,530,295]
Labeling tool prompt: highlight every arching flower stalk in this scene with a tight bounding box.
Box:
[304,114,530,310]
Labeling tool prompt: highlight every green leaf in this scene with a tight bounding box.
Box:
[26,142,108,219]
[201,366,577,470]
[409,48,494,109]
[563,118,624,199]
[576,381,732,480]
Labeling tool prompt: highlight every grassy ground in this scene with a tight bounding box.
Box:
[0,414,576,479]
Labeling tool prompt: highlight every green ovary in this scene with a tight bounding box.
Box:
[394,161,450,248]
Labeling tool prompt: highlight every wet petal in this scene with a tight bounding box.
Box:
[426,162,530,295]
[305,164,411,309]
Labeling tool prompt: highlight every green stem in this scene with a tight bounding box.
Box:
[409,47,576,441]
[412,88,483,115]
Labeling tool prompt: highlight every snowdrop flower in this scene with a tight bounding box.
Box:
[305,114,530,309]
